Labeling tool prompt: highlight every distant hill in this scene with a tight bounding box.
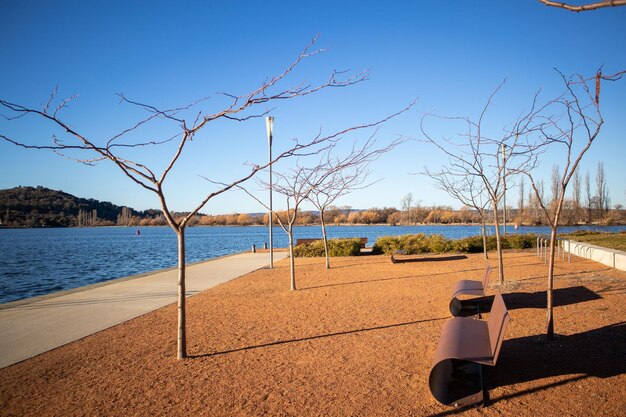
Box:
[0,186,145,227]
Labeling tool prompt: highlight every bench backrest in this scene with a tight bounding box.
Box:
[487,291,510,365]
[482,263,492,290]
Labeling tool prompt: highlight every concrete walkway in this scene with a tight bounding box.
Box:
[0,251,287,369]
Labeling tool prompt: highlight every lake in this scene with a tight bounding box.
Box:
[1,224,624,304]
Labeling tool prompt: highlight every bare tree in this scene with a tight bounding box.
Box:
[238,107,410,287]
[513,68,624,339]
[0,37,380,359]
[401,193,414,224]
[269,166,317,290]
[307,135,404,269]
[585,170,593,222]
[518,176,525,221]
[240,163,328,290]
[421,80,541,285]
[572,166,581,221]
[424,164,491,259]
[595,161,609,214]
[538,0,626,12]
[551,164,561,203]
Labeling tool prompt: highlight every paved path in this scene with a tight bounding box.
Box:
[0,251,287,369]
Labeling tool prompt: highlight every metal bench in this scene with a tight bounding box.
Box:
[390,249,408,263]
[449,263,492,316]
[429,291,510,407]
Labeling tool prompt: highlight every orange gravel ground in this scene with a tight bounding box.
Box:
[1,250,625,416]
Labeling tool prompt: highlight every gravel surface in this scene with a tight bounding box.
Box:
[1,250,625,416]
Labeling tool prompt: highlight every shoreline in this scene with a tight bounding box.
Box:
[3,221,626,230]
[0,250,254,310]
[0,251,288,368]
[2,225,625,305]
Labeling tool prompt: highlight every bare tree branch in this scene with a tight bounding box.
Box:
[421,79,547,284]
[538,0,626,12]
[306,133,405,268]
[1,36,413,360]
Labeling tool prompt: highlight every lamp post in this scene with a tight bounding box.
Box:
[266,116,274,269]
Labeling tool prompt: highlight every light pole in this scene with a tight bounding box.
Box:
[266,116,274,269]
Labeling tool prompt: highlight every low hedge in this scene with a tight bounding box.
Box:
[293,238,362,257]
[372,233,453,255]
[372,233,538,255]
[293,233,539,257]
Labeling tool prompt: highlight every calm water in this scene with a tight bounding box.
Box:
[1,224,624,304]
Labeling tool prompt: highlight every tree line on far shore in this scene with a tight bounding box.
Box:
[1,185,624,229]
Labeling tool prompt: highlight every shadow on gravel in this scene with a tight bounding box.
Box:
[452,285,602,317]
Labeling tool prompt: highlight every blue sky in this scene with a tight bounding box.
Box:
[1,1,625,214]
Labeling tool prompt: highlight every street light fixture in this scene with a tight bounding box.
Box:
[266,116,274,269]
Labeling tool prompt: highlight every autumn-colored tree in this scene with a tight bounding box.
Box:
[347,211,362,224]
[386,211,402,225]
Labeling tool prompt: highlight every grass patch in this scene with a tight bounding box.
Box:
[564,231,626,252]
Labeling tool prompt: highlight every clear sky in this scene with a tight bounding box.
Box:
[1,1,625,214]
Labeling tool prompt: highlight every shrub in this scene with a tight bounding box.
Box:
[505,233,537,249]
[293,238,362,257]
[425,234,452,253]
[374,233,539,255]
[328,238,362,256]
[451,235,485,253]
[371,236,401,255]
[398,233,429,254]
[372,233,452,254]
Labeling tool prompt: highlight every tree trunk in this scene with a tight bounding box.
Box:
[492,200,505,284]
[321,212,330,269]
[546,227,557,340]
[481,216,489,260]
[288,224,296,291]
[176,228,187,359]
